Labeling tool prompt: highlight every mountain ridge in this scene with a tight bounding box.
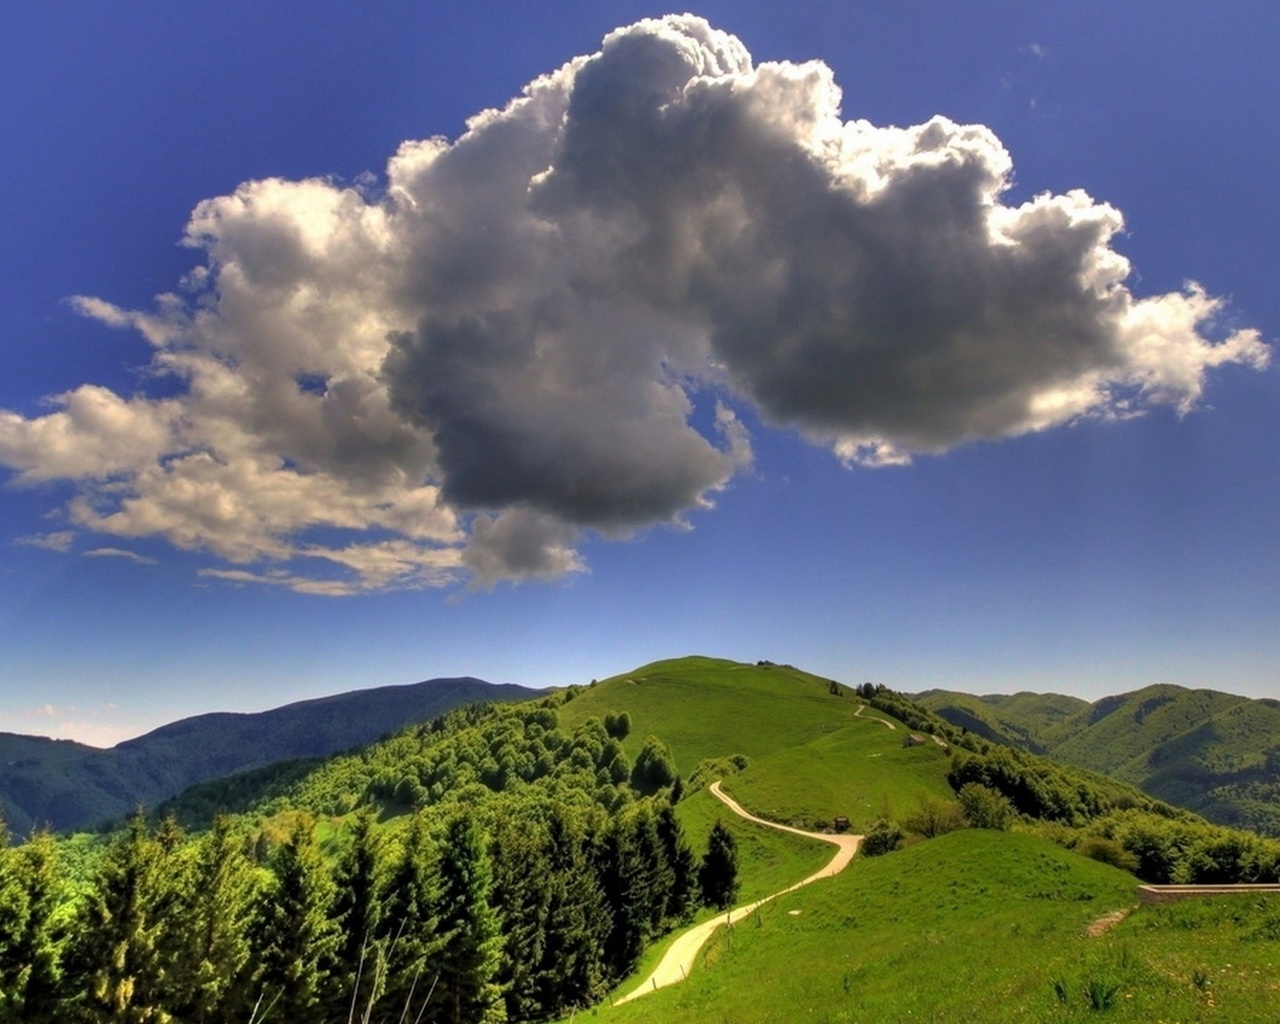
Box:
[916,681,1280,835]
[0,676,539,834]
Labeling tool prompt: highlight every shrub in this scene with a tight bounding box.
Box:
[861,819,904,857]
[957,782,1014,831]
[1076,836,1139,873]
[631,736,677,791]
[904,798,967,839]
[604,712,632,740]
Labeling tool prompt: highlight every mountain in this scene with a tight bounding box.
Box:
[911,689,1089,753]
[0,676,538,834]
[916,683,1280,835]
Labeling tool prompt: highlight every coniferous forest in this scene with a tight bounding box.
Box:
[0,699,727,1023]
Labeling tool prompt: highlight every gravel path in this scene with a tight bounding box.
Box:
[615,781,862,1004]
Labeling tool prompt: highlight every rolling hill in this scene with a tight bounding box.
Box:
[0,676,538,834]
[916,683,1280,835]
[7,655,1280,1022]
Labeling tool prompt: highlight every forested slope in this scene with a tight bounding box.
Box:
[0,676,537,833]
[918,683,1280,835]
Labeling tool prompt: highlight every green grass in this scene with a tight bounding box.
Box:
[675,787,833,904]
[570,829,1280,1023]
[559,657,855,774]
[723,717,956,832]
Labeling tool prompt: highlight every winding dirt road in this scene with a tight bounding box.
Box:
[616,781,862,1004]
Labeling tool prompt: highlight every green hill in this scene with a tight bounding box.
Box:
[9,655,1280,1023]
[918,683,1280,835]
[0,676,537,834]
[913,689,1089,752]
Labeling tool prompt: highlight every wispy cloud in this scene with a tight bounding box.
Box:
[0,15,1266,592]
[16,530,76,552]
[84,547,157,564]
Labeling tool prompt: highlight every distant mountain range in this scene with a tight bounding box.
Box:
[0,677,539,834]
[915,683,1280,836]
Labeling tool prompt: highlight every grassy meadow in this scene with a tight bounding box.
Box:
[549,657,1280,1022]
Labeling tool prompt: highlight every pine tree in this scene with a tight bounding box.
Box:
[7,830,64,1022]
[699,820,740,910]
[378,812,440,1019]
[330,807,386,1021]
[629,805,673,936]
[655,803,697,923]
[429,813,505,1024]
[599,816,646,981]
[535,806,608,1014]
[169,815,256,1024]
[0,816,30,1020]
[489,812,549,1021]
[65,812,174,1023]
[249,816,339,1022]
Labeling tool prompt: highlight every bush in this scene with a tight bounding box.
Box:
[631,736,677,791]
[604,712,632,740]
[1076,836,1139,873]
[904,798,967,839]
[861,819,904,857]
[957,782,1014,831]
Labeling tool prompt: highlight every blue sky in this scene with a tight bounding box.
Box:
[1,2,1276,746]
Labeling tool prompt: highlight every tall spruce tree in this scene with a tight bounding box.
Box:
[65,812,173,1023]
[330,806,386,1021]
[249,816,339,1022]
[429,813,505,1024]
[599,815,646,981]
[378,812,440,1019]
[699,820,740,910]
[655,803,697,923]
[489,812,550,1021]
[535,806,608,1014]
[7,830,63,1022]
[169,815,256,1024]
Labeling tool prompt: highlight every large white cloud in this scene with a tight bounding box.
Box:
[0,15,1268,591]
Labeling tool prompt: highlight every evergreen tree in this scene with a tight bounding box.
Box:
[598,816,646,981]
[249,816,339,1022]
[429,813,505,1024]
[169,815,256,1024]
[7,831,64,1022]
[699,820,740,910]
[490,811,550,1021]
[378,812,440,1019]
[0,816,30,1020]
[629,805,674,936]
[330,807,386,1021]
[535,807,608,1014]
[65,812,174,1023]
[655,803,697,923]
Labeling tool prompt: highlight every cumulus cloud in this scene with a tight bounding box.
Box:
[0,15,1267,590]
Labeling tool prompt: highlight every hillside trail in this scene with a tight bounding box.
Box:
[615,780,862,1005]
[853,703,896,729]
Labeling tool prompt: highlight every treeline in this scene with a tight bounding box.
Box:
[164,701,660,830]
[0,796,738,1022]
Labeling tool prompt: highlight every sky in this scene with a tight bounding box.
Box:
[1,2,1276,747]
